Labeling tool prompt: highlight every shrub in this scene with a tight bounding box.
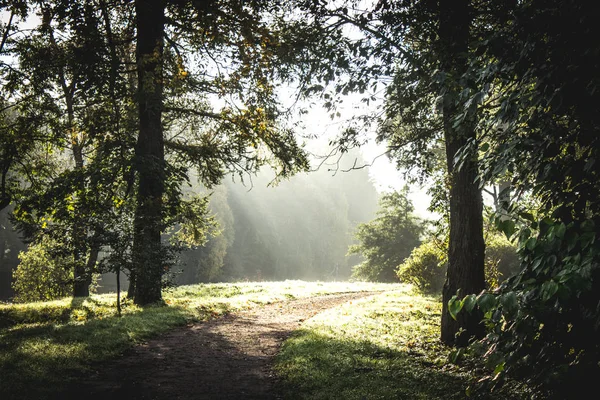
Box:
[485,233,520,288]
[12,238,73,303]
[350,189,423,282]
[397,234,520,293]
[396,241,446,293]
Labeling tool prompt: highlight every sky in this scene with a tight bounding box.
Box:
[1,8,434,220]
[294,91,435,220]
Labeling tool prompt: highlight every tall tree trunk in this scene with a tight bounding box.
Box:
[72,141,90,297]
[132,0,166,305]
[439,0,486,346]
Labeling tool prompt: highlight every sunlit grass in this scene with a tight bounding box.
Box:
[275,287,533,400]
[0,280,394,399]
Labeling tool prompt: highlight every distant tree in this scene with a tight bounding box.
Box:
[176,185,234,284]
[216,149,378,282]
[349,188,423,282]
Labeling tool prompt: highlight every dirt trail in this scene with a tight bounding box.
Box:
[70,292,375,400]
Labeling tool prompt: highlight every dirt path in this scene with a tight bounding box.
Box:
[72,292,375,400]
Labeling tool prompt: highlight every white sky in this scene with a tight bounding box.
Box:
[293,93,434,219]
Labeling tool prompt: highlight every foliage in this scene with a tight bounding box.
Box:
[484,233,520,289]
[396,233,519,294]
[220,154,379,282]
[0,281,393,399]
[276,288,533,400]
[12,237,73,303]
[349,188,423,282]
[4,0,345,302]
[441,0,600,396]
[175,186,234,283]
[298,0,488,343]
[397,240,446,293]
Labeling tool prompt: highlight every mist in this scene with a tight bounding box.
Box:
[173,148,379,285]
[0,148,381,298]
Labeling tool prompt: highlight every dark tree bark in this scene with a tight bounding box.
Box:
[131,0,166,305]
[72,142,91,297]
[439,0,486,346]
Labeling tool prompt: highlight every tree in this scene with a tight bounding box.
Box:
[294,0,488,344]
[5,0,331,304]
[447,0,600,395]
[349,188,422,282]
[0,1,29,213]
[9,0,138,298]
[128,0,319,303]
[130,0,166,304]
[437,0,485,346]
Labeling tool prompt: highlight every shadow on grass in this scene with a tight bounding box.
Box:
[276,329,526,400]
[0,303,191,400]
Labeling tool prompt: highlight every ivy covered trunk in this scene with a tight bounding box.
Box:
[132,0,166,305]
[439,0,486,346]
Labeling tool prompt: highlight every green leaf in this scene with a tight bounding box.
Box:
[519,212,535,223]
[477,293,497,313]
[480,142,490,152]
[499,292,518,316]
[448,348,464,364]
[493,361,506,379]
[541,280,559,302]
[580,232,595,249]
[541,217,554,227]
[546,255,557,269]
[532,257,543,271]
[581,219,595,232]
[526,237,537,251]
[500,219,516,239]
[463,294,477,313]
[566,233,579,251]
[448,295,463,321]
[555,223,566,239]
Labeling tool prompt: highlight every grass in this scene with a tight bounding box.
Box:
[0,280,393,399]
[275,286,534,400]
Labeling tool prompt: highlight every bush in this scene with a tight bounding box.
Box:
[397,234,520,293]
[12,238,73,303]
[396,241,446,293]
[485,233,520,288]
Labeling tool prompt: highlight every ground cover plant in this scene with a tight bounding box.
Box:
[0,281,393,399]
[276,286,534,399]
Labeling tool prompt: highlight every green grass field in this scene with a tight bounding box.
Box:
[275,286,534,399]
[0,281,393,398]
[1,281,533,399]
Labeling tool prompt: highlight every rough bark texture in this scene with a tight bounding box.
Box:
[439,0,486,346]
[132,0,166,305]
